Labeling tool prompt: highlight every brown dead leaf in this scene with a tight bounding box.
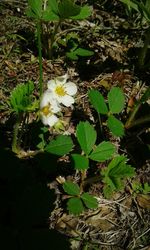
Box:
[136,194,150,209]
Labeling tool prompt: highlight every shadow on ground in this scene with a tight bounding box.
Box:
[0,148,70,250]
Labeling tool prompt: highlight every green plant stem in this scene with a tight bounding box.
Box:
[37,20,43,97]
[125,102,141,129]
[138,26,150,68]
[12,114,21,153]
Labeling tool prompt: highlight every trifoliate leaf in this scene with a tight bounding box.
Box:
[89,141,116,162]
[88,89,108,114]
[67,197,84,215]
[45,135,73,156]
[108,87,125,114]
[76,121,97,155]
[81,193,98,209]
[107,115,124,137]
[63,181,80,196]
[72,154,89,171]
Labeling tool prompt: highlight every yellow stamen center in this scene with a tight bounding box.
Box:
[55,85,66,96]
[41,105,52,116]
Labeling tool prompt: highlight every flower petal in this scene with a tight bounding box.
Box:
[65,81,77,96]
[47,80,56,90]
[56,74,68,85]
[40,90,54,108]
[47,114,59,126]
[40,90,61,113]
[61,95,75,107]
[41,114,58,127]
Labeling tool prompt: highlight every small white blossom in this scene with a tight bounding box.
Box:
[47,74,77,107]
[40,90,61,127]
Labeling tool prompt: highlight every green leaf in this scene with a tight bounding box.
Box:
[132,0,150,22]
[75,48,94,57]
[81,193,98,209]
[107,115,124,137]
[42,10,59,21]
[143,183,150,194]
[119,0,139,12]
[103,185,112,198]
[109,156,135,178]
[45,135,73,156]
[88,89,108,114]
[89,141,116,162]
[63,181,80,196]
[101,155,135,197]
[67,197,84,215]
[66,51,78,60]
[58,0,81,19]
[108,87,125,114]
[71,5,92,20]
[27,0,43,18]
[66,48,94,60]
[9,81,35,113]
[72,154,89,171]
[47,0,59,14]
[42,0,59,21]
[76,121,97,155]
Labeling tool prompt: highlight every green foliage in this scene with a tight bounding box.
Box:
[45,135,73,156]
[9,81,37,113]
[89,141,116,162]
[119,0,139,12]
[27,0,43,18]
[71,5,92,20]
[63,181,80,196]
[67,48,94,60]
[67,197,84,215]
[27,0,91,21]
[108,87,125,114]
[89,87,125,137]
[63,181,98,215]
[132,181,150,194]
[119,0,150,22]
[72,154,89,171]
[76,121,97,155]
[81,193,98,209]
[88,89,108,114]
[107,115,124,137]
[101,155,135,198]
[58,0,81,19]
[37,127,49,150]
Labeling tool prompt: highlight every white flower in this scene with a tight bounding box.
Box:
[40,90,61,127]
[47,74,77,107]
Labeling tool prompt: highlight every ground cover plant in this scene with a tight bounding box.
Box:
[0,0,150,249]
